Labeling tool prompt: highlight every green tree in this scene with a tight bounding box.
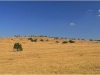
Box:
[62,41,68,44]
[69,40,75,43]
[13,43,23,51]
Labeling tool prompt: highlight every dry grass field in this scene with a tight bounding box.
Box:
[0,36,100,74]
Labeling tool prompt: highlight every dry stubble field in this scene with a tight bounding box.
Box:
[0,37,100,74]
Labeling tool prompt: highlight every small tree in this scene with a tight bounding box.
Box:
[28,38,33,41]
[69,40,75,43]
[56,41,59,43]
[62,41,68,44]
[13,43,23,51]
[32,39,37,42]
[46,39,49,41]
[28,38,37,42]
[89,39,93,41]
[40,39,43,42]
[78,38,80,40]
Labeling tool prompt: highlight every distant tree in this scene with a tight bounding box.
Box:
[72,38,76,40]
[56,41,59,43]
[65,38,67,39]
[14,35,18,37]
[28,38,37,42]
[82,39,85,40]
[62,41,68,44]
[33,39,37,42]
[40,39,43,42]
[46,39,49,41]
[40,35,43,37]
[44,36,47,37]
[61,37,64,39]
[89,39,93,41]
[31,35,33,37]
[69,40,75,43]
[28,38,33,41]
[54,37,59,40]
[78,38,80,40]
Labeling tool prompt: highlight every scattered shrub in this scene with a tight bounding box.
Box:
[54,37,59,40]
[28,38,37,42]
[28,38,33,41]
[82,39,85,40]
[89,39,93,41]
[61,37,64,39]
[56,41,59,43]
[13,43,23,51]
[64,38,67,39]
[62,41,68,44]
[32,39,37,42]
[46,39,49,41]
[69,40,75,43]
[40,35,43,37]
[40,39,43,42]
[14,35,20,37]
[78,38,80,40]
[44,36,47,37]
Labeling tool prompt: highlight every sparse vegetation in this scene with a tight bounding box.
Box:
[61,37,64,39]
[0,36,100,74]
[78,38,80,40]
[33,39,37,42]
[14,35,20,37]
[28,38,37,42]
[69,40,75,43]
[89,39,93,41]
[56,41,59,43]
[40,39,43,42]
[82,39,85,40]
[54,37,59,40]
[64,38,67,39]
[46,39,49,41]
[62,41,68,44]
[28,38,33,41]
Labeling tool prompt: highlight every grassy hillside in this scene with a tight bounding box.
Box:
[0,36,100,74]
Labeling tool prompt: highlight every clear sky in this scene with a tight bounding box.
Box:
[0,1,100,40]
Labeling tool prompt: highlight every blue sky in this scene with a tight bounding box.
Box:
[0,1,100,40]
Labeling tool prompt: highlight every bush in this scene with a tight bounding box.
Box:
[40,39,43,42]
[28,38,37,42]
[78,38,80,40]
[54,37,59,40]
[89,39,93,41]
[28,38,33,41]
[82,39,85,40]
[69,40,75,43]
[56,41,59,43]
[32,39,37,42]
[13,43,23,51]
[65,38,67,39]
[62,41,68,44]
[46,39,49,41]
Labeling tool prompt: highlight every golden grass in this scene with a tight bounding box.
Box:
[0,37,100,74]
